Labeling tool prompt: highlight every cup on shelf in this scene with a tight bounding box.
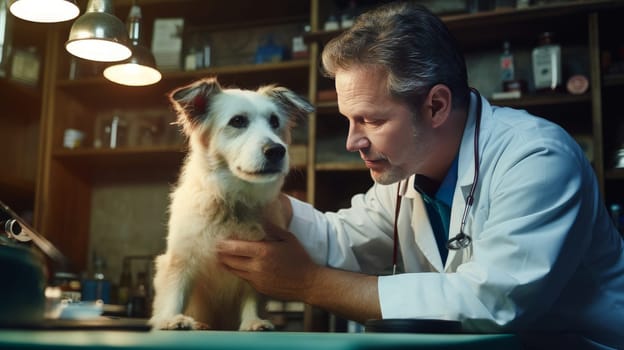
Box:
[63,128,85,149]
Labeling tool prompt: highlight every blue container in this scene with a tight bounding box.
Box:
[81,279,111,304]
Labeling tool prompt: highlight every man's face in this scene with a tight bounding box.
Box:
[335,67,435,184]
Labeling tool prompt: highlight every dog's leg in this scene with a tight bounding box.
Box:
[238,283,274,331]
[149,253,210,330]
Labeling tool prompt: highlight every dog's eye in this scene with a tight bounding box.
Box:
[228,115,248,128]
[269,114,280,129]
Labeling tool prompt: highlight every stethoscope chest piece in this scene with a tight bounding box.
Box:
[446,232,472,250]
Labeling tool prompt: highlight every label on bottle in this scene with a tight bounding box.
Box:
[500,54,514,83]
[292,36,308,58]
[532,44,562,90]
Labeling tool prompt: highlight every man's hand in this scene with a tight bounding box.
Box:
[216,222,320,302]
[218,214,382,323]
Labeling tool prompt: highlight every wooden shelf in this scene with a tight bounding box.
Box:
[288,145,308,169]
[52,144,308,172]
[56,60,311,108]
[305,1,624,48]
[604,74,624,87]
[314,93,591,114]
[52,145,187,171]
[441,0,621,50]
[443,0,619,29]
[58,60,310,86]
[491,93,591,108]
[315,162,366,171]
[605,168,624,180]
[0,175,35,211]
[315,101,340,114]
[113,0,310,29]
[304,29,341,45]
[0,78,41,114]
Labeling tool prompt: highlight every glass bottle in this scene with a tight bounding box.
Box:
[128,271,147,318]
[105,114,128,149]
[201,35,211,68]
[532,32,562,92]
[500,40,515,89]
[324,13,339,31]
[292,24,310,60]
[117,260,132,308]
[184,34,202,71]
[341,0,357,29]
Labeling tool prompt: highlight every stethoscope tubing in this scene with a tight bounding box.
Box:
[392,89,482,273]
[446,88,482,250]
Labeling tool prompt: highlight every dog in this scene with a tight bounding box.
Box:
[149,77,313,330]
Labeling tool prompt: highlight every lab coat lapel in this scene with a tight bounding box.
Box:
[445,92,481,271]
[402,176,445,271]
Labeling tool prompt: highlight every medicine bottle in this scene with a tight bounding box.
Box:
[532,32,562,92]
[128,271,148,318]
[81,254,111,304]
[117,260,132,307]
[500,41,515,89]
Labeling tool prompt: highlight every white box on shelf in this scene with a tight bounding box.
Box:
[151,18,184,71]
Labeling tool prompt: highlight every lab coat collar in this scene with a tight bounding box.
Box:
[398,90,486,272]
[398,92,483,198]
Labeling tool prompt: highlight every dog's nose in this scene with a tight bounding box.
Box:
[263,143,286,163]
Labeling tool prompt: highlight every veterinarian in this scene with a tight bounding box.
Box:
[217,2,624,348]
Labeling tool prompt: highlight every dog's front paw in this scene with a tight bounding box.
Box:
[239,318,274,331]
[153,314,211,330]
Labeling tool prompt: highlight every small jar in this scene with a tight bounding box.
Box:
[53,272,82,302]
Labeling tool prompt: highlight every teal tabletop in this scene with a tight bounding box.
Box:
[0,330,522,350]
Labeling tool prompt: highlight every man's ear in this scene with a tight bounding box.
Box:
[425,84,452,129]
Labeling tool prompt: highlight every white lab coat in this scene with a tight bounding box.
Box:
[288,92,624,349]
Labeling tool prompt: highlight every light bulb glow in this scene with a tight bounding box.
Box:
[66,39,132,62]
[10,0,79,23]
[103,63,162,86]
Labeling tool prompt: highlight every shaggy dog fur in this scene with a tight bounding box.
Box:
[149,77,313,330]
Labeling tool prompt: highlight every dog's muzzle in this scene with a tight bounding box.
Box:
[263,142,286,163]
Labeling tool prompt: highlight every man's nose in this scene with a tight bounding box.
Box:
[345,125,370,152]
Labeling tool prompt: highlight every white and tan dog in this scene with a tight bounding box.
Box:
[150,77,313,331]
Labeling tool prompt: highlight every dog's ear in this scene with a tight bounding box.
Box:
[169,77,222,134]
[258,85,314,122]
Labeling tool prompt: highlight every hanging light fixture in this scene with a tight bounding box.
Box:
[8,0,80,23]
[103,4,161,86]
[65,0,131,62]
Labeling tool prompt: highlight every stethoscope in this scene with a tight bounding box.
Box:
[392,89,482,274]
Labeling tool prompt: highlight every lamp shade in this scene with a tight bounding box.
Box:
[65,0,131,62]
[103,44,162,86]
[9,0,79,23]
[103,4,161,86]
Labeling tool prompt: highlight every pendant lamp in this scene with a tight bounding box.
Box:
[65,0,131,62]
[103,4,161,86]
[9,0,80,23]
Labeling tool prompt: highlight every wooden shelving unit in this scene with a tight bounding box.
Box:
[0,15,47,214]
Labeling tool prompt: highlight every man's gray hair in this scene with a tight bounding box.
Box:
[322,1,470,110]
